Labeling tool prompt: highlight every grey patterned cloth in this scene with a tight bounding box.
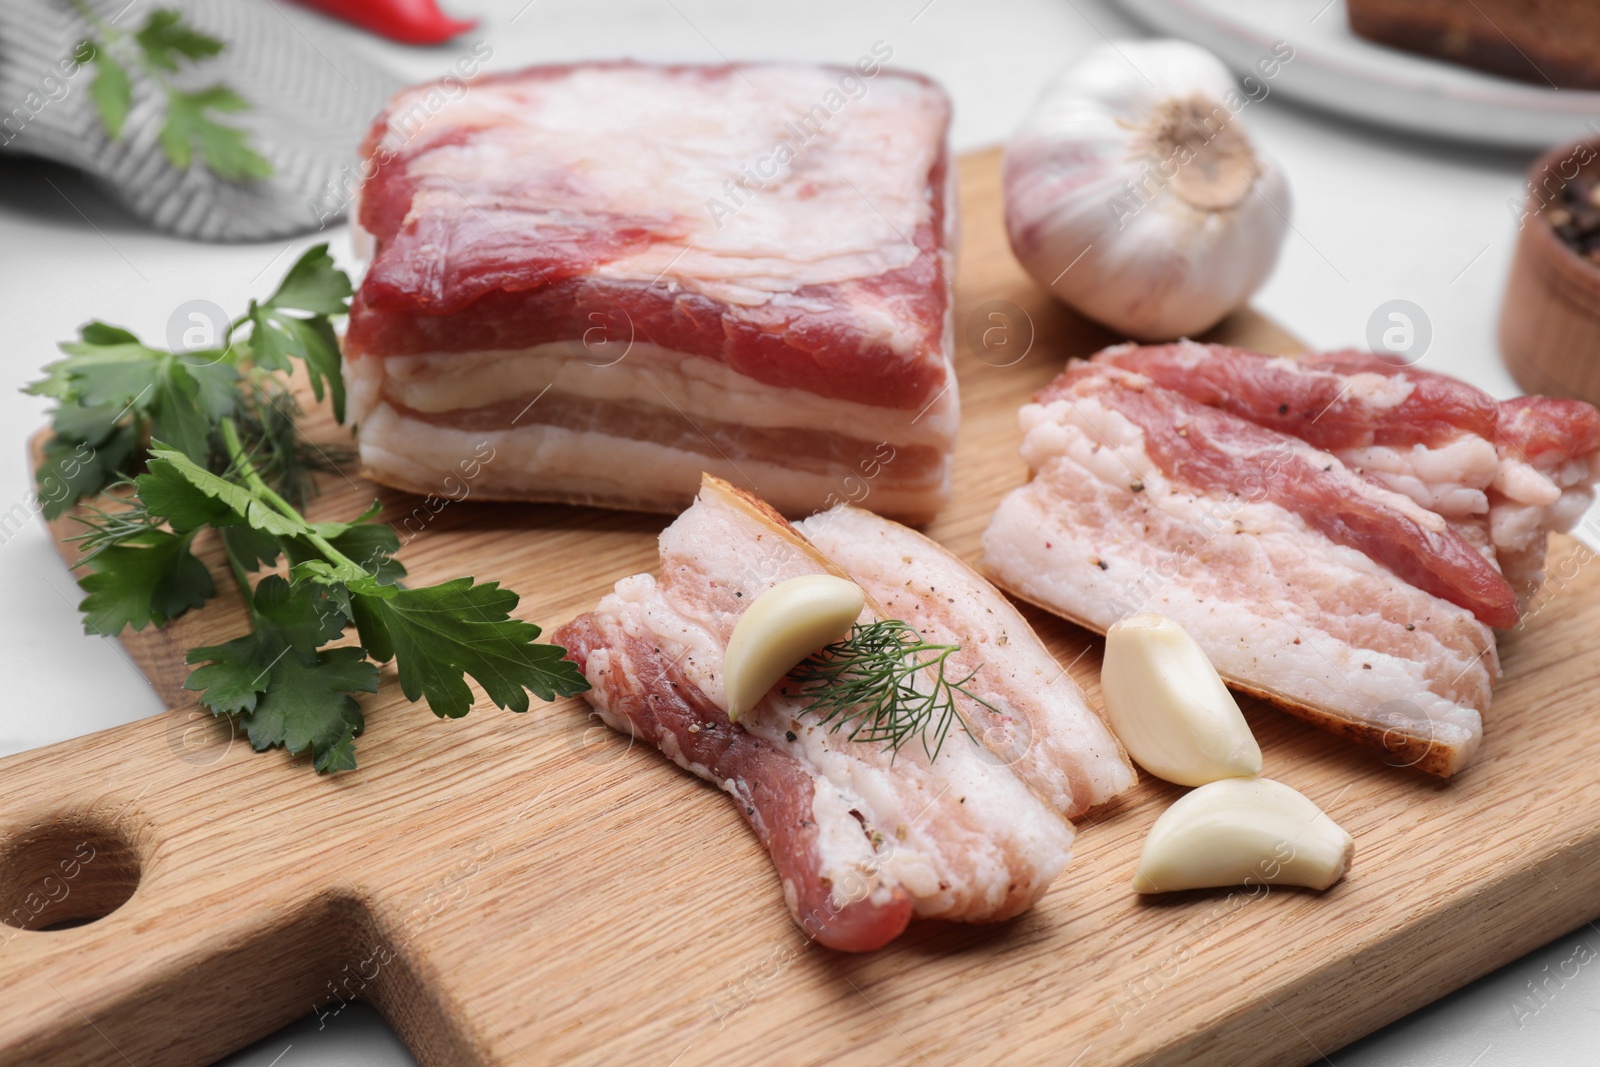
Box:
[0,0,402,241]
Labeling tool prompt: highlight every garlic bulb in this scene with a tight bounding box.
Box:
[1004,39,1291,340]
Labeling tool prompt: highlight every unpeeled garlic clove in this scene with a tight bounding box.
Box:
[1100,612,1261,786]
[723,574,865,721]
[1133,777,1353,894]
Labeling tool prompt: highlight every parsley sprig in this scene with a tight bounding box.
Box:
[71,1,272,181]
[28,246,349,519]
[788,619,990,762]
[25,246,589,772]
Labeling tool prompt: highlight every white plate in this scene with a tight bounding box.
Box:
[1113,0,1600,150]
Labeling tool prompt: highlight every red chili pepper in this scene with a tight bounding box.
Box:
[291,0,477,46]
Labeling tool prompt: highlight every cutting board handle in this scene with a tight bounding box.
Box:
[0,708,384,1065]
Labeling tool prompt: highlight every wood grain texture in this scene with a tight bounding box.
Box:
[3,147,1599,1067]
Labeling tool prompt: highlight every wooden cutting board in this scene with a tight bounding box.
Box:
[3,147,1598,1067]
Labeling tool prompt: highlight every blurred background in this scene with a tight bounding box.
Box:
[1,1,1596,1064]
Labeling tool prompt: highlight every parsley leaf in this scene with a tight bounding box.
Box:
[264,245,353,317]
[134,453,233,532]
[134,9,222,72]
[161,86,273,181]
[77,529,213,635]
[315,731,360,773]
[247,248,352,418]
[218,523,282,572]
[36,429,137,520]
[85,45,131,139]
[32,325,239,469]
[244,650,372,772]
[250,310,345,421]
[72,3,271,183]
[80,321,141,345]
[153,359,240,463]
[183,579,340,708]
[26,247,347,515]
[140,446,302,539]
[44,333,166,409]
[372,578,590,718]
[326,523,405,585]
[186,576,375,772]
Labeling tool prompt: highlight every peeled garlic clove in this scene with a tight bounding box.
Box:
[1134,778,1353,894]
[723,574,865,720]
[1003,38,1292,340]
[1100,612,1261,787]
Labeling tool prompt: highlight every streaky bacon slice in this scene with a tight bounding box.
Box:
[1042,364,1520,629]
[1092,342,1600,599]
[344,62,958,521]
[557,476,1133,949]
[982,371,1497,776]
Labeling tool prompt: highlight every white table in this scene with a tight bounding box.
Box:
[0,1,1594,1064]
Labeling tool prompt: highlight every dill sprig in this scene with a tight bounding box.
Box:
[788,619,992,761]
[58,369,348,567]
[62,480,161,566]
[233,373,354,511]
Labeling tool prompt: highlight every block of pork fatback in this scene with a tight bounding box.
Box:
[344,62,958,523]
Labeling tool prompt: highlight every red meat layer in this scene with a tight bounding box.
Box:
[345,63,952,411]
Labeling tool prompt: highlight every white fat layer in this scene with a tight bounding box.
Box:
[795,505,1135,816]
[589,487,1075,920]
[1359,471,1487,518]
[1492,458,1562,507]
[1339,370,1416,410]
[352,343,957,447]
[378,64,949,327]
[1489,502,1548,556]
[984,394,1491,773]
[1489,456,1598,595]
[1337,437,1500,517]
[1549,484,1597,531]
[350,401,949,521]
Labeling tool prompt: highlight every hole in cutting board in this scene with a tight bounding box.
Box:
[0,819,141,932]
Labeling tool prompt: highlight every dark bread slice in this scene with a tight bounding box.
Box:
[1347,0,1600,90]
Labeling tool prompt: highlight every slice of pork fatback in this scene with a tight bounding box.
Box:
[555,476,1131,951]
[1043,364,1518,629]
[1094,341,1600,599]
[795,504,1134,819]
[982,365,1499,777]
